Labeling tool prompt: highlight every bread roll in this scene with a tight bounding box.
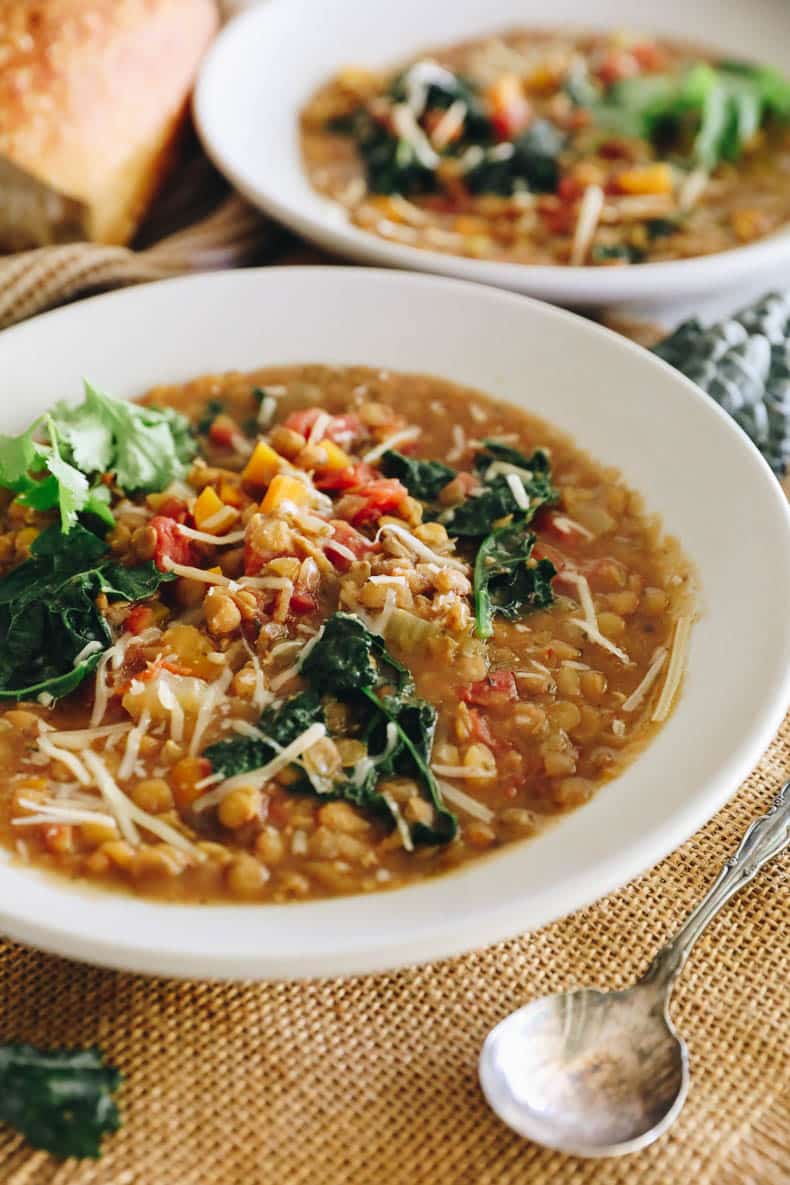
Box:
[0,0,219,250]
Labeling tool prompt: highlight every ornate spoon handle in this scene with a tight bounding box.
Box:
[642,781,790,990]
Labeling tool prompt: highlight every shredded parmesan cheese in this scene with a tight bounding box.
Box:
[83,751,205,859]
[377,522,466,572]
[621,647,668,713]
[382,793,414,852]
[14,799,117,829]
[193,721,327,809]
[505,472,529,510]
[430,99,467,150]
[161,559,238,588]
[446,425,466,462]
[188,667,233,757]
[47,722,132,749]
[118,710,151,781]
[570,184,605,266]
[560,570,631,665]
[36,736,92,785]
[551,515,594,540]
[72,640,104,667]
[435,779,494,823]
[652,617,692,722]
[362,425,421,464]
[176,524,246,546]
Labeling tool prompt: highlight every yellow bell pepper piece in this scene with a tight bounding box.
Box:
[317,440,351,471]
[260,474,312,514]
[242,441,282,488]
[193,487,224,530]
[616,163,673,195]
[219,477,245,507]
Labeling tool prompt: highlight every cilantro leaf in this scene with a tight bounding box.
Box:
[473,526,556,638]
[0,524,174,701]
[380,450,456,500]
[0,1044,121,1159]
[53,383,197,494]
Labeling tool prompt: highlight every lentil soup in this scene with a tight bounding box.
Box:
[301,29,790,266]
[0,367,694,902]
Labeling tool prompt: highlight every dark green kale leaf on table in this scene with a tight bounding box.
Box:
[0,1044,121,1159]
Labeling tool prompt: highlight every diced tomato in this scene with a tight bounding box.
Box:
[467,708,496,748]
[542,510,587,547]
[631,42,668,72]
[596,50,640,87]
[557,175,584,203]
[150,515,196,571]
[455,471,481,496]
[598,138,638,161]
[487,74,532,140]
[343,478,408,527]
[460,670,518,707]
[324,520,374,571]
[289,587,318,616]
[537,196,576,235]
[126,604,154,635]
[283,407,362,445]
[419,193,471,215]
[531,540,568,573]
[314,461,376,492]
[208,414,240,449]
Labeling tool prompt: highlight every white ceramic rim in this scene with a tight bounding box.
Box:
[0,266,788,981]
[194,0,790,307]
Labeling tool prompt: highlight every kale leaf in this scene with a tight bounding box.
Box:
[207,613,457,845]
[0,524,174,702]
[473,526,556,638]
[444,442,558,538]
[338,110,437,196]
[380,450,456,501]
[300,612,413,696]
[205,691,325,780]
[0,1044,121,1159]
[466,120,564,195]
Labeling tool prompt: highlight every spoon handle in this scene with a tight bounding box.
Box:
[642,780,790,990]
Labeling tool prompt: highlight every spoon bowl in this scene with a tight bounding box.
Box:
[479,983,689,1156]
[479,783,789,1157]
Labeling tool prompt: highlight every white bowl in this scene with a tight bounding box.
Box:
[194,0,790,309]
[1,268,788,980]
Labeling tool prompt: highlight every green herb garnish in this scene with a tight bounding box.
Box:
[593,59,790,169]
[0,524,174,702]
[0,383,196,534]
[0,1044,121,1159]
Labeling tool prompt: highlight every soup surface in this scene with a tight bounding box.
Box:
[0,368,694,902]
[301,29,790,266]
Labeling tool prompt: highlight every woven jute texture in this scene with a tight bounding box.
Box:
[0,717,786,1185]
[0,147,276,331]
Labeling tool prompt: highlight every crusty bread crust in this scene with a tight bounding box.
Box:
[0,0,219,246]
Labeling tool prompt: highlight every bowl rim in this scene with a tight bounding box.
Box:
[0,265,788,980]
[193,0,790,306]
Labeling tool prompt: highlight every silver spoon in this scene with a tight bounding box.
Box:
[479,782,790,1157]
